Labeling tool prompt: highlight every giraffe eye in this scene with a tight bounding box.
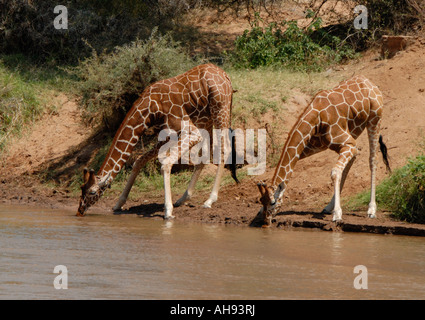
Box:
[89,190,96,196]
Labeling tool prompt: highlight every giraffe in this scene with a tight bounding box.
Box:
[77,63,239,219]
[257,75,391,226]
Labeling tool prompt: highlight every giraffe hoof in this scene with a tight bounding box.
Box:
[164,214,175,220]
[332,215,343,223]
[321,208,332,215]
[174,198,188,208]
[367,204,377,219]
[203,200,213,208]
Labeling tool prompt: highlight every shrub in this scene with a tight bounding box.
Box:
[70,29,196,133]
[313,0,425,52]
[350,153,425,223]
[230,13,356,71]
[0,61,42,150]
[0,0,194,63]
[375,155,425,223]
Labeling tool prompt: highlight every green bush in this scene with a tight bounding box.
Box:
[0,61,42,150]
[0,0,193,63]
[351,153,425,223]
[69,29,196,133]
[375,155,425,223]
[358,0,421,34]
[320,0,424,52]
[230,13,356,71]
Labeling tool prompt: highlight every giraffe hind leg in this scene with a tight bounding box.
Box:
[367,123,381,219]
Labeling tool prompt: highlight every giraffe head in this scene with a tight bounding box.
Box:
[77,168,110,216]
[257,182,276,227]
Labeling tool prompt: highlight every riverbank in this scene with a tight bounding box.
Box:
[2,170,425,237]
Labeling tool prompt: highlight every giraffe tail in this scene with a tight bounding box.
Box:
[379,135,391,174]
[230,128,240,184]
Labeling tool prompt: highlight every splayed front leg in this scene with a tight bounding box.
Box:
[113,197,127,212]
[161,163,175,220]
[203,163,224,208]
[322,198,335,215]
[175,164,205,207]
[322,156,355,215]
[330,140,358,222]
[113,144,159,211]
[367,202,377,219]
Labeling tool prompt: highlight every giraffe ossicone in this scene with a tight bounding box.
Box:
[257,75,391,227]
[77,64,239,218]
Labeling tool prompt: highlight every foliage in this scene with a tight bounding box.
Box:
[358,0,422,34]
[350,153,425,224]
[230,13,356,70]
[69,29,196,133]
[0,60,43,150]
[0,0,194,63]
[376,155,425,223]
[313,0,425,51]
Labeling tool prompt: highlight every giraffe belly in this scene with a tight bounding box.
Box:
[301,137,327,159]
[348,118,368,140]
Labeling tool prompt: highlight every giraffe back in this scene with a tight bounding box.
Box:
[133,63,233,133]
[302,75,384,154]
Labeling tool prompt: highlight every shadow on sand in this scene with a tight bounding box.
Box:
[113,202,165,218]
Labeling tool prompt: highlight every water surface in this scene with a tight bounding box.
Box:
[1,205,424,299]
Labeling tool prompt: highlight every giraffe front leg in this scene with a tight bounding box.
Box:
[175,163,205,207]
[331,141,358,222]
[331,167,343,222]
[113,145,159,211]
[203,163,225,208]
[113,167,139,211]
[322,156,356,214]
[161,121,203,218]
[161,163,175,220]
[203,123,231,209]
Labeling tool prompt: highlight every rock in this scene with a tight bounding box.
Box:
[381,35,416,59]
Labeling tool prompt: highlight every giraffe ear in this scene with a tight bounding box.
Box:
[83,168,90,184]
[257,183,265,196]
[88,170,96,187]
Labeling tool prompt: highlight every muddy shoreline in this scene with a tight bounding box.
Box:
[2,175,425,238]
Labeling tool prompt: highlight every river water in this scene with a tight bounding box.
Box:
[1,204,424,300]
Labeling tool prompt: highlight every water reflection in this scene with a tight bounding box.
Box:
[1,205,425,300]
[162,220,174,235]
[330,232,344,263]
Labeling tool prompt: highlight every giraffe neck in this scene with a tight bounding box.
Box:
[97,105,150,184]
[271,108,319,198]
